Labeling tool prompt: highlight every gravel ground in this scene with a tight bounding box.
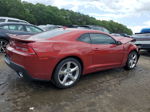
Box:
[0,51,150,112]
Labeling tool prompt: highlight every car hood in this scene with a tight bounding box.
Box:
[112,36,134,44]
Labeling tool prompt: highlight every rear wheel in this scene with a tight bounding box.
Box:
[52,58,82,89]
[0,39,8,53]
[125,51,138,70]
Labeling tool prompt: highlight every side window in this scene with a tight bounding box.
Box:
[1,25,9,30]
[0,24,25,31]
[0,19,5,22]
[78,34,91,43]
[8,25,18,31]
[17,25,25,31]
[90,33,116,44]
[8,19,20,22]
[25,26,42,33]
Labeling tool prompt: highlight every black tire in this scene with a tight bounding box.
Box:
[52,58,82,89]
[0,39,8,53]
[124,51,138,70]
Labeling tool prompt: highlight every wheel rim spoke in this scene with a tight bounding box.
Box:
[67,62,71,70]
[132,55,136,59]
[59,70,66,75]
[62,75,69,84]
[70,66,79,73]
[69,74,76,81]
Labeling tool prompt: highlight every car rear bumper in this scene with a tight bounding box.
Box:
[136,44,150,50]
[4,55,48,81]
[135,40,150,50]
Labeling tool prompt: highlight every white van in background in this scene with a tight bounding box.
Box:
[0,17,29,24]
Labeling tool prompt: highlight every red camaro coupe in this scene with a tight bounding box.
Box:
[5,28,139,88]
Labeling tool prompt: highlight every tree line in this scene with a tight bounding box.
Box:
[0,0,133,34]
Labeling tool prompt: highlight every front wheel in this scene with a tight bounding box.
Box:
[52,58,82,89]
[125,51,138,70]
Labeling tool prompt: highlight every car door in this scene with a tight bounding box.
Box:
[90,33,124,68]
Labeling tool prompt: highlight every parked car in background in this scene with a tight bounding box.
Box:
[5,28,139,88]
[132,33,150,52]
[0,22,43,52]
[120,33,131,38]
[38,24,63,31]
[111,33,121,37]
[80,25,110,34]
[140,28,150,33]
[66,25,110,34]
[0,17,29,24]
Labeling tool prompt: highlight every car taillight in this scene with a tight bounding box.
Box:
[9,40,15,47]
[15,46,35,55]
[9,40,36,55]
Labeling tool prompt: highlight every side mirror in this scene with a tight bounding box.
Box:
[116,41,122,45]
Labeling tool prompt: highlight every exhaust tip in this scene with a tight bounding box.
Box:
[18,72,24,78]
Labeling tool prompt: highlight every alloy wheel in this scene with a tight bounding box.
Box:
[58,61,80,86]
[128,52,138,69]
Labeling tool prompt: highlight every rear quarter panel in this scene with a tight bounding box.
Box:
[30,39,93,79]
[51,40,93,75]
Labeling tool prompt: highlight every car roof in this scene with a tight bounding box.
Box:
[0,22,44,31]
[0,17,22,20]
[0,22,32,25]
[61,28,108,34]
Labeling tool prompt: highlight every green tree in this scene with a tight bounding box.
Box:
[0,0,133,35]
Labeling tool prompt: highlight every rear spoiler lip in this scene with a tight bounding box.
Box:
[8,34,35,43]
[11,37,35,43]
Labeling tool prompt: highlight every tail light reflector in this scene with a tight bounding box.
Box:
[9,40,35,55]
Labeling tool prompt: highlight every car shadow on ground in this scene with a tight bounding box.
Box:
[12,66,132,92]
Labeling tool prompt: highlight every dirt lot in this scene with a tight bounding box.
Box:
[0,51,150,112]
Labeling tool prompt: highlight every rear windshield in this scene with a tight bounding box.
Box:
[28,28,71,40]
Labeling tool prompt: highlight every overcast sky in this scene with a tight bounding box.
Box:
[23,0,150,33]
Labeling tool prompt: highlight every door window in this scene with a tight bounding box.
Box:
[25,25,43,33]
[1,24,25,31]
[8,19,20,22]
[90,33,116,44]
[0,19,5,22]
[8,25,18,30]
[1,25,9,30]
